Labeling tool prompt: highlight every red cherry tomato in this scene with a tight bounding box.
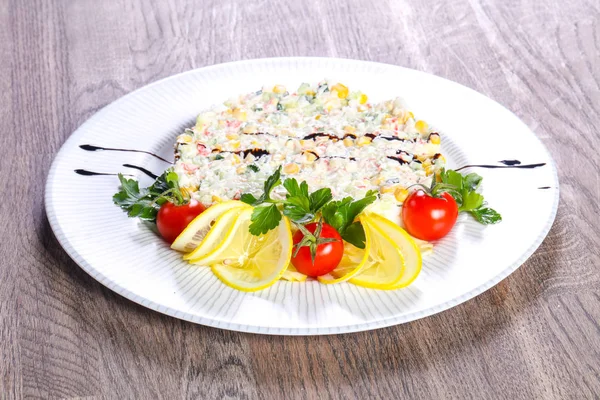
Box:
[291,223,344,277]
[156,200,206,243]
[401,190,458,241]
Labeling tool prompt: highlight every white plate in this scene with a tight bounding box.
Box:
[45,58,559,335]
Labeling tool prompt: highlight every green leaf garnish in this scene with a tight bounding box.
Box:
[249,204,282,235]
[113,170,186,223]
[322,190,378,248]
[343,221,367,249]
[470,207,502,224]
[438,168,501,225]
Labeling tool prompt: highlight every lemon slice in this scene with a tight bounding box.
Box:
[281,264,308,282]
[190,209,292,291]
[365,213,422,288]
[182,207,246,261]
[171,200,249,252]
[349,217,406,289]
[317,237,370,284]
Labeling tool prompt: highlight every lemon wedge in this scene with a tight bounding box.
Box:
[365,213,422,288]
[182,207,247,261]
[317,235,370,284]
[349,217,406,289]
[191,208,292,292]
[171,200,249,252]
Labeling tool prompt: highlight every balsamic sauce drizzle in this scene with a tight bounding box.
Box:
[455,162,546,171]
[303,150,357,161]
[74,169,121,176]
[122,164,159,179]
[79,144,173,164]
[538,186,551,189]
[499,159,522,166]
[212,148,271,159]
[74,164,157,179]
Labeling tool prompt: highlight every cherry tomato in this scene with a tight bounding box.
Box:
[157,200,206,243]
[291,223,344,277]
[401,190,458,241]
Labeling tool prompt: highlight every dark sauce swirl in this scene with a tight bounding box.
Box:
[79,144,172,164]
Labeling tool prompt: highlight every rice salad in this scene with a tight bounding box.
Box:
[173,81,445,209]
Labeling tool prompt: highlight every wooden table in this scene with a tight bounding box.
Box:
[2,0,599,398]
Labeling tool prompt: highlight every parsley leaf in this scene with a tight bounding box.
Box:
[463,173,482,191]
[470,207,502,224]
[437,169,501,225]
[283,178,309,198]
[322,190,378,248]
[440,169,463,191]
[460,190,484,211]
[247,164,260,172]
[113,170,186,223]
[309,188,333,213]
[283,195,313,223]
[240,193,258,204]
[249,204,282,235]
[281,179,331,224]
[343,221,367,248]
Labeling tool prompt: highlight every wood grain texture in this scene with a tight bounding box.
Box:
[1,0,599,398]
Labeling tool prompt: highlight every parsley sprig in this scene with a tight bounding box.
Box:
[113,170,186,223]
[437,169,502,224]
[240,167,377,248]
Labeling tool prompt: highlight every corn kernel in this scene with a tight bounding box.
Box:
[273,84,286,94]
[236,166,246,174]
[230,140,241,149]
[226,132,239,140]
[357,104,368,112]
[343,137,354,147]
[331,83,349,99]
[177,134,192,143]
[212,195,223,203]
[233,108,247,121]
[357,136,372,146]
[300,139,315,149]
[343,126,356,134]
[359,93,368,104]
[422,159,432,168]
[415,120,428,133]
[284,163,300,174]
[425,166,434,176]
[305,90,316,97]
[408,111,414,119]
[243,124,257,134]
[315,114,321,120]
[232,154,241,164]
[394,187,409,202]
[213,144,222,151]
[304,152,318,163]
[371,176,385,186]
[429,133,441,145]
